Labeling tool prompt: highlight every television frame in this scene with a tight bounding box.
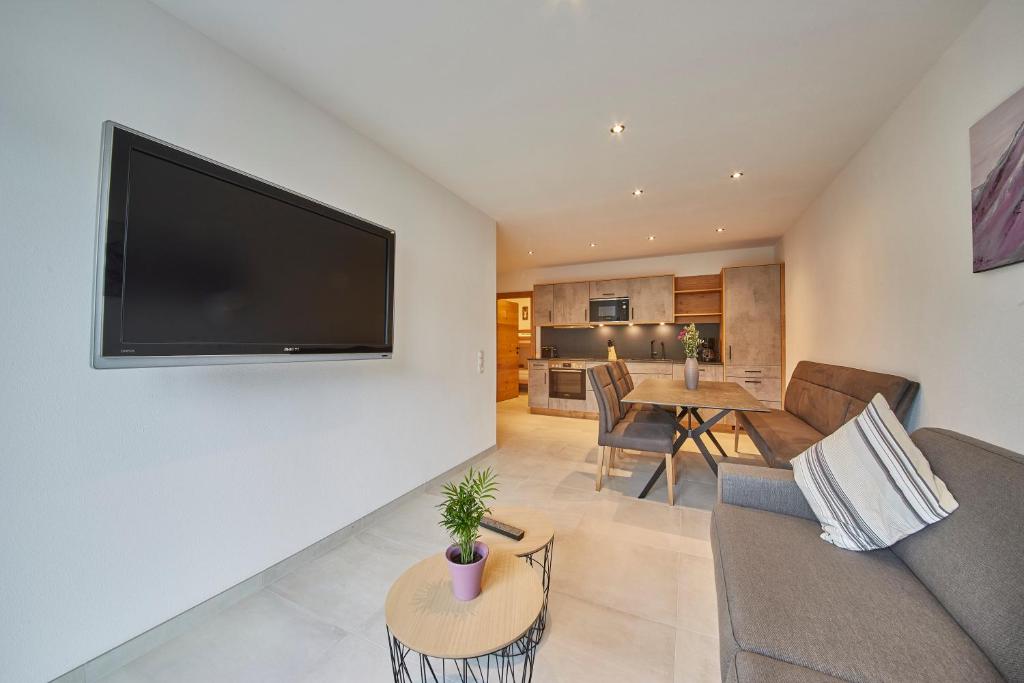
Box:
[91,121,395,369]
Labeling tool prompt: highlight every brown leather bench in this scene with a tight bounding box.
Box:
[737,360,920,468]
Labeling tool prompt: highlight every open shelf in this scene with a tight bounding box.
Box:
[674,273,723,325]
[674,287,722,294]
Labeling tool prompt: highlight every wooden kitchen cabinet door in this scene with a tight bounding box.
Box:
[533,285,554,326]
[552,282,591,324]
[628,275,674,322]
[723,265,782,366]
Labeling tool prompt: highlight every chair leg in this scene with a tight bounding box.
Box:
[609,447,618,473]
[734,421,741,454]
[595,446,605,491]
[665,452,675,506]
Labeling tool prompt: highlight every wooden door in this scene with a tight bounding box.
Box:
[533,285,554,326]
[723,265,781,365]
[496,300,519,401]
[628,275,674,322]
[552,282,590,324]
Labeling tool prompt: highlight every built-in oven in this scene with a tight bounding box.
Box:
[589,297,630,322]
[548,362,587,400]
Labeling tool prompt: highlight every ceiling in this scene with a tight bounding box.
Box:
[153,0,983,273]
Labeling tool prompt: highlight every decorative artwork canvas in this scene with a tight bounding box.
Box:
[970,85,1024,272]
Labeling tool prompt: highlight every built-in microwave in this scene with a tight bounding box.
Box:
[589,297,630,322]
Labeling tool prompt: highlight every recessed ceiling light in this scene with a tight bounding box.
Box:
[716,227,726,233]
[610,123,625,134]
[730,171,744,179]
[647,235,656,241]
[632,188,644,197]
[589,242,597,248]
[528,250,534,255]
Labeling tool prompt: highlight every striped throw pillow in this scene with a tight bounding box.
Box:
[791,393,958,551]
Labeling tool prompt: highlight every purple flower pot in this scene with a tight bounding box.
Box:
[445,541,489,601]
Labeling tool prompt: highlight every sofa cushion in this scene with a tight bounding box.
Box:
[738,409,823,468]
[791,395,958,551]
[727,652,845,683]
[891,428,1024,682]
[712,502,1002,682]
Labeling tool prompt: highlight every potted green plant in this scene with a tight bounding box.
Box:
[678,323,703,390]
[437,467,499,600]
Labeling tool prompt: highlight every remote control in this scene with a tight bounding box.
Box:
[481,516,525,541]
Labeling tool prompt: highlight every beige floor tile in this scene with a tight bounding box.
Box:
[101,591,343,683]
[551,528,680,627]
[676,553,719,638]
[540,592,676,683]
[674,628,721,683]
[299,633,392,683]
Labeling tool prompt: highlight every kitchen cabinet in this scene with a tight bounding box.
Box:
[628,275,674,323]
[589,279,629,299]
[723,264,784,407]
[552,282,591,324]
[723,265,781,366]
[672,363,724,382]
[528,361,549,408]
[533,285,554,326]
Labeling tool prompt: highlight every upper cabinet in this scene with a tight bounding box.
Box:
[533,285,554,326]
[589,279,629,299]
[628,275,674,322]
[533,274,674,326]
[552,282,591,324]
[723,265,782,366]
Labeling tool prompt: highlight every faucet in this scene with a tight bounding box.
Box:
[661,342,666,359]
[650,340,656,359]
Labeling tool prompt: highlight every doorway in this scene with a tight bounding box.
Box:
[496,291,533,402]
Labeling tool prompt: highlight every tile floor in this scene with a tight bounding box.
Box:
[99,395,765,682]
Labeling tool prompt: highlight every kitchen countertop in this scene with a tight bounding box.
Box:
[528,357,723,365]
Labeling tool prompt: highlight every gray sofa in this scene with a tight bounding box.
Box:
[712,428,1023,682]
[737,361,920,469]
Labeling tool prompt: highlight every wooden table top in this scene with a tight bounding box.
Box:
[622,379,769,412]
[384,551,543,659]
[478,507,554,557]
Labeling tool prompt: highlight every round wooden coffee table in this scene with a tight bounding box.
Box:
[478,507,554,639]
[385,551,544,682]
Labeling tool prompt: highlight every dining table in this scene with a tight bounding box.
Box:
[620,378,769,499]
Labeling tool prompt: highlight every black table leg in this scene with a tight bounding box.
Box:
[637,458,667,499]
[689,409,730,459]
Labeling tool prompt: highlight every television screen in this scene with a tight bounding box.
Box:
[93,123,394,368]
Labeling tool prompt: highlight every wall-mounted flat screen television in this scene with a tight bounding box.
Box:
[92,122,395,368]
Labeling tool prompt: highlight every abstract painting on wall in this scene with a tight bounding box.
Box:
[970,85,1024,272]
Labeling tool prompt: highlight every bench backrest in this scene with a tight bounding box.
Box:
[784,360,918,435]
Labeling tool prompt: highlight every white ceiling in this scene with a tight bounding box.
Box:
[153,0,983,273]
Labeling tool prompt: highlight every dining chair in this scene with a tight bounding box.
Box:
[587,364,679,505]
[608,361,675,425]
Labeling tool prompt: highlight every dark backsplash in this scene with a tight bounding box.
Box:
[540,323,720,361]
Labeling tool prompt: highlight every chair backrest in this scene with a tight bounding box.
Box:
[783,360,919,436]
[606,362,631,413]
[615,360,635,391]
[893,428,1024,682]
[587,364,622,433]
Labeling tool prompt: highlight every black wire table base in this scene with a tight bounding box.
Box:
[387,613,543,683]
[520,538,553,643]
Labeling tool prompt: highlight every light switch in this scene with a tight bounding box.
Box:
[477,350,485,373]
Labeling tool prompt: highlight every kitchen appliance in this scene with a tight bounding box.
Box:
[700,338,718,363]
[589,297,630,322]
[540,345,559,358]
[549,361,586,400]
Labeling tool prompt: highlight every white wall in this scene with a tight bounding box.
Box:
[778,0,1024,450]
[497,245,776,291]
[0,2,495,681]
